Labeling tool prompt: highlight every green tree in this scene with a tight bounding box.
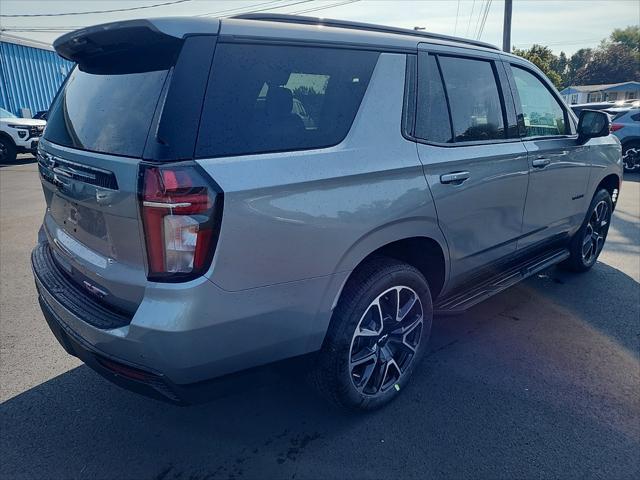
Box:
[512,44,563,88]
[611,25,640,51]
[514,25,640,89]
[573,42,640,85]
[552,51,568,77]
[565,48,593,87]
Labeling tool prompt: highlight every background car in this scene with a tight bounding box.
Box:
[611,108,640,171]
[0,107,47,162]
[570,102,617,116]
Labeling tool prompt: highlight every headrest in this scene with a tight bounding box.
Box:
[266,86,294,116]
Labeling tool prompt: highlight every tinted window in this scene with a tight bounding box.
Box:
[45,67,168,157]
[438,56,506,142]
[631,113,640,122]
[416,54,452,143]
[196,44,379,158]
[511,66,567,137]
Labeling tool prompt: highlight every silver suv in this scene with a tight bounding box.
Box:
[32,15,622,410]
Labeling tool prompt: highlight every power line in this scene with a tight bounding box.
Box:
[476,0,492,40]
[465,0,476,37]
[473,0,487,39]
[289,0,361,15]
[0,0,192,18]
[0,0,317,34]
[196,0,289,17]
[223,0,316,16]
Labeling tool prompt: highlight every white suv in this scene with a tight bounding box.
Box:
[0,107,46,162]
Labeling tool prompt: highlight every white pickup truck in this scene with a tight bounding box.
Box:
[0,107,46,162]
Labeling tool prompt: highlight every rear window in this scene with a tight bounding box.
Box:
[44,66,169,157]
[195,44,380,159]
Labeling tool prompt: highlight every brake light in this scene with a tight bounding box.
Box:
[610,123,624,132]
[139,164,222,281]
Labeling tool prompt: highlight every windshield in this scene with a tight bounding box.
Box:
[44,66,169,157]
[0,108,17,119]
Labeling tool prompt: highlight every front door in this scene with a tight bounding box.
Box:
[414,48,529,283]
[504,61,591,248]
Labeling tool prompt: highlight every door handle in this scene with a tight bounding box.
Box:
[440,171,470,184]
[532,157,551,168]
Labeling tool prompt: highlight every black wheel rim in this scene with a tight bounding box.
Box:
[0,142,7,162]
[623,147,640,171]
[349,286,424,396]
[581,200,610,264]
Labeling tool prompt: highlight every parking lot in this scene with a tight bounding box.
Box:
[0,155,638,479]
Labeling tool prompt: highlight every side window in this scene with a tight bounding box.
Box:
[511,66,568,137]
[196,44,379,158]
[438,56,506,142]
[415,53,452,143]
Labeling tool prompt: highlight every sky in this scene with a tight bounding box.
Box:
[0,0,638,55]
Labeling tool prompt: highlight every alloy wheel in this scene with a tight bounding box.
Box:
[622,147,640,171]
[581,200,610,264]
[349,286,424,396]
[0,142,7,162]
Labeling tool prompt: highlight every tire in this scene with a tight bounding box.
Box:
[561,189,613,272]
[0,137,17,163]
[313,257,433,411]
[622,142,640,173]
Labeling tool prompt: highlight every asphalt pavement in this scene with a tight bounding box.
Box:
[1,155,638,480]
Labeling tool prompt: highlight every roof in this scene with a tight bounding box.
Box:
[560,81,640,94]
[219,16,503,55]
[53,15,503,63]
[233,13,500,51]
[0,33,54,51]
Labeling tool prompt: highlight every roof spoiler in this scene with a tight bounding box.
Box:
[53,18,220,72]
[54,20,173,62]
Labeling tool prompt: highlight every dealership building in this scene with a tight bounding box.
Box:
[0,33,73,118]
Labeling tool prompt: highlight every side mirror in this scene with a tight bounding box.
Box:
[577,109,610,143]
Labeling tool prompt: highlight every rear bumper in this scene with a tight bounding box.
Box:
[31,240,347,402]
[37,292,185,404]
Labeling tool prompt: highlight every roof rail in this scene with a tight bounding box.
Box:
[232,13,500,51]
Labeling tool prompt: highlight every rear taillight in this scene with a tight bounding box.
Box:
[610,123,624,132]
[139,164,222,281]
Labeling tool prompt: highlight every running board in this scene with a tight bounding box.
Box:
[434,248,570,315]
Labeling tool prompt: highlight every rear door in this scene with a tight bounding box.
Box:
[414,45,528,284]
[503,60,591,248]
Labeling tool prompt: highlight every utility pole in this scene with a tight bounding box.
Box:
[502,0,513,52]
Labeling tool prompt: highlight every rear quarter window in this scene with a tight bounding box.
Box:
[195,44,380,158]
[415,53,452,143]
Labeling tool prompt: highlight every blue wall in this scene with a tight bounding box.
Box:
[0,40,73,117]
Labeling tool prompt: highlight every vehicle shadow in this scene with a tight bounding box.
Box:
[1,263,638,479]
[0,154,36,168]
[622,172,639,183]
